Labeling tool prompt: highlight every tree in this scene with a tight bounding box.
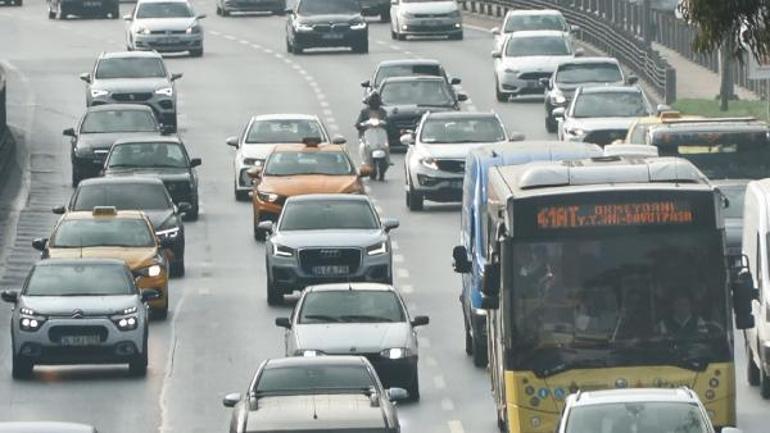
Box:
[679,0,770,58]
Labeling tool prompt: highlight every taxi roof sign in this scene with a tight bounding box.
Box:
[658,110,682,120]
[92,206,118,216]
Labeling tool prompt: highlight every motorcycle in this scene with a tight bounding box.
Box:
[358,118,390,181]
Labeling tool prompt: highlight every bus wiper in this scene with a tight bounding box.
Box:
[535,358,610,378]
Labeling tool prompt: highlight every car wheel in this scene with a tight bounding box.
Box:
[495,80,507,103]
[292,42,304,55]
[48,5,55,18]
[253,215,267,241]
[464,323,473,355]
[545,116,557,133]
[390,29,397,40]
[497,405,508,433]
[190,47,203,57]
[396,32,406,41]
[286,38,292,53]
[449,31,463,40]
[266,277,283,306]
[221,6,230,16]
[165,115,177,132]
[71,166,82,188]
[128,337,148,377]
[406,369,420,402]
[183,201,199,221]
[56,3,66,19]
[406,184,423,211]
[352,38,368,54]
[749,347,761,386]
[170,258,185,278]
[471,321,488,367]
[235,187,249,201]
[11,354,33,380]
[380,9,389,22]
[110,9,119,18]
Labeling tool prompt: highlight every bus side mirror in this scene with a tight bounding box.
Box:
[732,270,756,330]
[452,245,471,273]
[482,263,500,296]
[480,293,499,310]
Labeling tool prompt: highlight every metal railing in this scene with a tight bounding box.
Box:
[0,65,6,134]
[460,0,677,103]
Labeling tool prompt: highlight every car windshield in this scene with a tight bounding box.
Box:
[135,2,193,18]
[556,63,623,84]
[572,92,649,118]
[565,402,710,433]
[380,80,453,106]
[420,117,506,143]
[107,142,188,169]
[52,219,155,248]
[25,264,133,296]
[718,184,747,219]
[246,119,325,144]
[81,110,158,134]
[299,291,405,323]
[504,14,566,32]
[374,64,442,87]
[280,200,378,230]
[506,35,570,56]
[264,151,353,176]
[256,364,374,393]
[298,0,360,15]
[95,58,167,79]
[73,184,171,211]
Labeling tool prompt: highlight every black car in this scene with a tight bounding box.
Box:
[0,423,98,433]
[102,137,202,220]
[285,0,368,54]
[378,76,467,148]
[65,104,166,187]
[56,177,188,277]
[360,58,461,95]
[47,0,119,19]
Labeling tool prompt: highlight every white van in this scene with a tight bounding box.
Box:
[741,178,770,397]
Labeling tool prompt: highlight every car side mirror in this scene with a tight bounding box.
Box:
[222,393,242,408]
[656,103,673,114]
[627,75,639,85]
[411,315,429,327]
[552,107,566,118]
[122,14,132,20]
[574,48,585,57]
[246,166,262,179]
[450,77,461,85]
[490,27,500,35]
[196,13,207,19]
[732,269,756,329]
[508,132,525,142]
[275,317,291,328]
[1,290,19,304]
[360,80,371,88]
[358,165,373,178]
[457,93,468,102]
[257,221,274,234]
[226,136,239,148]
[382,218,399,232]
[400,133,415,146]
[539,78,551,89]
[386,387,409,402]
[32,238,48,252]
[141,289,161,302]
[190,158,202,168]
[491,50,502,59]
[332,135,347,145]
[52,205,66,215]
[177,202,192,215]
[570,24,580,32]
[79,73,91,83]
[62,128,76,137]
[171,73,183,81]
[452,245,471,273]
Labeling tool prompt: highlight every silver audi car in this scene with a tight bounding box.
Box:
[124,0,206,57]
[1,259,158,379]
[259,194,398,305]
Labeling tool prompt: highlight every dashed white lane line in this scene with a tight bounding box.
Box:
[264,48,274,54]
[397,268,410,279]
[400,284,414,294]
[441,398,455,411]
[448,420,465,433]
[394,254,404,263]
[209,30,221,36]
[322,108,334,116]
[239,39,250,45]
[224,34,237,41]
[320,101,330,108]
[434,375,447,390]
[426,355,439,367]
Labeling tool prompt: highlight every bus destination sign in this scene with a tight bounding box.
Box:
[537,201,694,230]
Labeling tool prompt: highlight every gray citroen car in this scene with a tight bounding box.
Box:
[81,51,182,132]
[260,194,398,305]
[276,283,429,400]
[1,259,158,379]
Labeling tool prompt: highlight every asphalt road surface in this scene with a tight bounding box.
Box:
[0,3,766,433]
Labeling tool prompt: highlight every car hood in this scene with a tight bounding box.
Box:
[47,247,157,269]
[92,77,170,93]
[385,105,454,118]
[399,1,458,13]
[566,116,638,131]
[259,175,361,196]
[274,229,384,249]
[501,55,572,72]
[240,144,276,161]
[297,13,362,24]
[77,132,161,150]
[103,167,191,182]
[293,322,411,354]
[20,295,138,316]
[133,17,199,31]
[244,395,386,432]
[421,141,503,159]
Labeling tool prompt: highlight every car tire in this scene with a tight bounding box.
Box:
[222,6,230,16]
[292,42,303,55]
[471,321,488,367]
[396,32,406,41]
[184,201,199,221]
[253,217,267,241]
[216,4,222,15]
[234,187,249,201]
[71,166,82,188]
[128,337,148,377]
[497,405,508,433]
[151,302,168,320]
[352,38,368,54]
[464,323,473,355]
[449,31,463,40]
[11,354,33,380]
[406,184,423,211]
[390,29,397,40]
[266,278,283,306]
[545,116,557,133]
[56,4,66,19]
[406,369,420,402]
[48,5,55,18]
[749,348,761,386]
[495,80,507,103]
[170,258,185,278]
[190,47,203,57]
[380,9,389,22]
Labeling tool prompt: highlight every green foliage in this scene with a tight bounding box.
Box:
[679,0,770,58]
[672,98,769,121]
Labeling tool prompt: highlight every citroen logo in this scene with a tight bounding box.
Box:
[71,309,84,319]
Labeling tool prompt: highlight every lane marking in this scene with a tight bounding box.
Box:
[209,30,221,36]
[397,268,410,279]
[224,34,236,40]
[239,39,250,45]
[441,398,455,411]
[199,288,211,296]
[320,101,330,108]
[434,375,447,390]
[448,420,465,433]
[158,288,192,433]
[322,108,334,116]
[394,254,404,263]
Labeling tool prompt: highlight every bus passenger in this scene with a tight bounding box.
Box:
[657,292,708,339]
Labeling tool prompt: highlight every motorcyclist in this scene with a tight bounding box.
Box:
[355,91,387,135]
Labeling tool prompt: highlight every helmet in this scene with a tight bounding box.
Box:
[366,91,382,108]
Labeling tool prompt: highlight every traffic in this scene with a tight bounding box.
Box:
[0,1,768,433]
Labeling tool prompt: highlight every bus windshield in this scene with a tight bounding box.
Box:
[652,128,770,179]
[506,231,729,377]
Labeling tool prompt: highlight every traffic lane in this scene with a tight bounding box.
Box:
[0,10,169,433]
[734,330,766,431]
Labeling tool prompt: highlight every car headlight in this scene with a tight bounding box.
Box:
[420,157,438,170]
[90,89,109,98]
[366,241,388,256]
[155,87,173,97]
[19,309,46,332]
[257,191,280,203]
[136,26,151,35]
[138,264,163,278]
[294,22,313,31]
[380,347,411,359]
[297,349,326,357]
[186,25,201,34]
[242,158,263,166]
[122,306,138,315]
[350,21,367,30]
[111,314,139,331]
[273,243,295,258]
[566,127,585,137]
[550,93,566,105]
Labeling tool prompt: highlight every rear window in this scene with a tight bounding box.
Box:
[256,364,374,393]
[73,184,171,211]
[506,35,570,57]
[504,14,566,32]
[246,119,325,144]
[95,57,166,79]
[52,219,155,248]
[374,64,442,87]
[25,263,133,296]
[264,151,353,176]
[81,110,158,133]
[280,200,378,231]
[555,63,623,84]
[107,142,188,169]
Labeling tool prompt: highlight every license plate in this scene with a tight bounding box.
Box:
[60,335,101,346]
[313,265,349,276]
[525,80,541,89]
[83,1,101,6]
[321,33,344,40]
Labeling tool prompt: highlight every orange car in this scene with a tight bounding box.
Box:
[249,141,369,240]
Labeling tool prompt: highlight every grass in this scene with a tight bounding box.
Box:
[672,98,770,122]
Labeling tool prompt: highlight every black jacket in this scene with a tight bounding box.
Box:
[355,107,388,130]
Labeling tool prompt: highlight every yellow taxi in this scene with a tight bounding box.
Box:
[248,140,369,240]
[32,206,171,319]
[622,110,704,144]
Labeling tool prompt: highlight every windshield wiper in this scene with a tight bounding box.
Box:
[146,164,185,169]
[340,314,395,323]
[302,314,340,322]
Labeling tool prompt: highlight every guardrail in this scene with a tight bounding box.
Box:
[0,65,6,134]
[459,0,677,103]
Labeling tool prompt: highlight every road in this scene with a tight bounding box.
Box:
[0,2,766,433]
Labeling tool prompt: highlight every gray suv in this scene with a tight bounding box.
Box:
[80,51,182,132]
[259,194,398,305]
[1,259,158,379]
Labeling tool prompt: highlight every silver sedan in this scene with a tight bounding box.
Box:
[125,0,206,57]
